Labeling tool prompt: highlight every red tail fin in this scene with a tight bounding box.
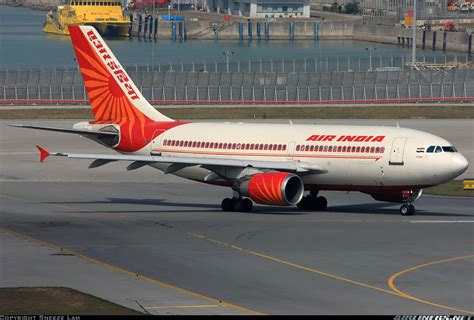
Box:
[68,26,172,124]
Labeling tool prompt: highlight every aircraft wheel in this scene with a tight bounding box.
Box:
[315,196,328,210]
[221,198,234,212]
[297,196,310,210]
[408,204,416,215]
[400,204,412,216]
[232,197,243,212]
[297,195,327,211]
[240,198,253,212]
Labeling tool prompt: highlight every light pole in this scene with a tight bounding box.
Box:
[412,0,417,65]
[365,46,377,71]
[222,50,235,73]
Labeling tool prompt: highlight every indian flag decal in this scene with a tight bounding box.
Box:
[416,147,425,153]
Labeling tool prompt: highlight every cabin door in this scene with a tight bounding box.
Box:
[287,141,296,160]
[389,137,407,165]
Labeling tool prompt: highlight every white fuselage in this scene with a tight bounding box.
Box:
[117,122,467,191]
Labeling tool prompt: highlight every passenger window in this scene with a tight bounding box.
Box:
[435,146,442,153]
[426,146,435,153]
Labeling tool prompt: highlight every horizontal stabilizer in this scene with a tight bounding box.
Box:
[10,124,118,137]
[36,145,50,162]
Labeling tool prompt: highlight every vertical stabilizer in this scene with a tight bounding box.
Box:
[68,25,173,123]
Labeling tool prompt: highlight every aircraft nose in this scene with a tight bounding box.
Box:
[451,153,469,176]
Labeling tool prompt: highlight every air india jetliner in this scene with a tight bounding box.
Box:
[12,26,469,216]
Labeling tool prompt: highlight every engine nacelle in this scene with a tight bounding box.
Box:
[232,172,304,206]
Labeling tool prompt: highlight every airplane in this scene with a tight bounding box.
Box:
[12,26,469,216]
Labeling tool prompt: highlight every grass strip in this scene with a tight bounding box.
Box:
[1,105,473,119]
[0,287,143,315]
[424,180,474,197]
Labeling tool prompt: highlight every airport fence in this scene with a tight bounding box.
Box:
[1,68,473,103]
[113,54,469,74]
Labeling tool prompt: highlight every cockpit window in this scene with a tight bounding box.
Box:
[426,145,457,153]
[442,146,457,152]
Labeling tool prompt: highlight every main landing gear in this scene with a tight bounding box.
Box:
[221,197,253,212]
[297,191,328,211]
[399,189,423,216]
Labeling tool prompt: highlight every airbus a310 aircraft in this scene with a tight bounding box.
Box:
[13,26,468,215]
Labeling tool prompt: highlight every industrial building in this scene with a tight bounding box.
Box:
[202,0,311,18]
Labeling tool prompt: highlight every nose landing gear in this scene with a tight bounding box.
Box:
[399,189,423,216]
[400,203,416,216]
[221,197,253,212]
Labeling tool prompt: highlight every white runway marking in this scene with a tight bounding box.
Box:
[409,220,474,223]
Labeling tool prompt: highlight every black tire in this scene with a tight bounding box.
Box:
[315,196,328,210]
[297,196,309,210]
[408,204,416,215]
[232,198,242,211]
[221,198,234,212]
[241,198,253,212]
[400,204,410,216]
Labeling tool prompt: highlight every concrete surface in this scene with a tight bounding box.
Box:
[0,231,252,315]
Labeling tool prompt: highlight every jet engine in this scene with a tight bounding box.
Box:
[232,172,304,206]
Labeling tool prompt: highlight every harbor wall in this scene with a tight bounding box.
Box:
[130,12,471,53]
[129,14,353,41]
[354,24,472,54]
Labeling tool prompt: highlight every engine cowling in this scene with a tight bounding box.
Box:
[232,172,304,206]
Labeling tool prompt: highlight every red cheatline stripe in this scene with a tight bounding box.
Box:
[1,97,474,105]
[153,148,382,160]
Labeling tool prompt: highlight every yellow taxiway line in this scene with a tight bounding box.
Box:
[145,304,221,310]
[388,255,474,314]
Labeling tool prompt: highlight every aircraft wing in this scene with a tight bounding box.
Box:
[35,145,327,174]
